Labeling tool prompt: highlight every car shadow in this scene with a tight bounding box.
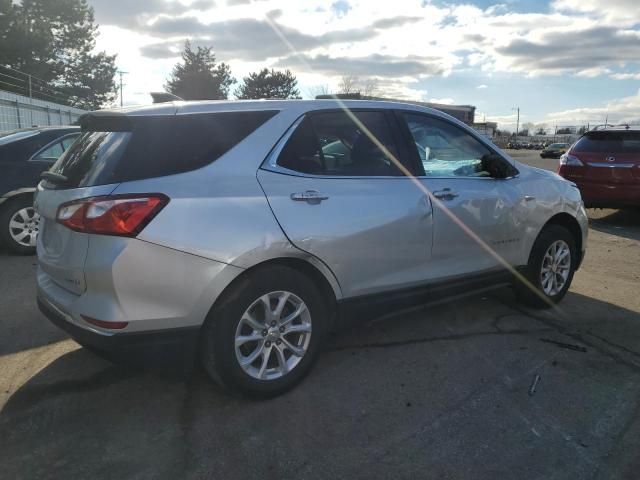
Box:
[2,289,640,479]
[588,208,640,241]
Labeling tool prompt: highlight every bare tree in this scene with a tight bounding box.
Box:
[360,78,378,97]
[338,75,359,94]
[307,84,331,98]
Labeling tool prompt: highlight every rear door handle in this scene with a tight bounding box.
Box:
[290,190,329,204]
[432,188,459,200]
[524,195,535,202]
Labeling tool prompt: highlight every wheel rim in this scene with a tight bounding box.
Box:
[235,291,312,381]
[9,207,40,247]
[540,240,571,296]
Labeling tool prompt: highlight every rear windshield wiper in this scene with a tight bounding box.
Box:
[40,171,69,184]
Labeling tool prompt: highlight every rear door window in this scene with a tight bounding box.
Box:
[47,111,277,188]
[277,110,403,176]
[573,132,640,153]
[34,141,64,160]
[32,134,81,162]
[61,136,78,150]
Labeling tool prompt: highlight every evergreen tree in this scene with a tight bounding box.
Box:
[235,68,300,99]
[0,0,117,109]
[165,41,235,100]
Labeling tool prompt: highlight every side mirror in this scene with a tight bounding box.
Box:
[482,153,514,179]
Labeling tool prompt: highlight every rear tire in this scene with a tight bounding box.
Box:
[0,196,39,255]
[515,225,577,309]
[200,265,329,397]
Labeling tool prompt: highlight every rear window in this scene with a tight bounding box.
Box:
[47,111,277,188]
[572,131,640,154]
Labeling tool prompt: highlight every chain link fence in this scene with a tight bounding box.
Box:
[0,89,86,133]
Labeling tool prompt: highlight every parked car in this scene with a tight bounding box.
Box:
[558,126,640,208]
[0,126,80,253]
[540,143,569,158]
[35,100,588,397]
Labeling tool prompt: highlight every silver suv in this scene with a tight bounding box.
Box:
[35,100,588,396]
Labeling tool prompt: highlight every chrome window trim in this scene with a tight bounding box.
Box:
[262,114,413,180]
[263,114,305,171]
[261,114,518,181]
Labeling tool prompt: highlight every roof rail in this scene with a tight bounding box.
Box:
[591,123,631,131]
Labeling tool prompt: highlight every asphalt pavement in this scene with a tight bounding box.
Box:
[1,149,639,479]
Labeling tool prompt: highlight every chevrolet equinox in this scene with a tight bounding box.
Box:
[35,100,588,396]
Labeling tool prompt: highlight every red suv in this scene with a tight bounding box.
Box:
[558,126,640,208]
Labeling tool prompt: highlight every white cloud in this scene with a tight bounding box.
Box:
[429,97,455,105]
[552,0,640,26]
[611,73,640,80]
[544,88,640,125]
[86,0,640,111]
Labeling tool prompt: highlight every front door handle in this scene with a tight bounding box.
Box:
[290,190,329,204]
[432,188,459,200]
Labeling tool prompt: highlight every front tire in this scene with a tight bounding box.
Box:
[0,196,40,255]
[200,265,329,397]
[515,225,577,309]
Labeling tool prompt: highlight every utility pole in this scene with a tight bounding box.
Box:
[117,70,128,107]
[512,107,520,138]
[28,74,33,126]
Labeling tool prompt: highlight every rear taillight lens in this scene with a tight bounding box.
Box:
[81,315,129,330]
[57,194,169,236]
[559,153,584,167]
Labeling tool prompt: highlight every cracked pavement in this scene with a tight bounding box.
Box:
[1,151,639,479]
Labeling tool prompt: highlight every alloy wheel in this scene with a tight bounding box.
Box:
[235,291,312,381]
[540,240,571,296]
[9,207,40,247]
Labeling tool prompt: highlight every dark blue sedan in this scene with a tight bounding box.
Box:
[0,126,80,253]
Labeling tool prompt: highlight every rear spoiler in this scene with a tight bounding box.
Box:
[150,92,183,103]
[79,111,133,132]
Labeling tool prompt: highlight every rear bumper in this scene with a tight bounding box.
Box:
[38,296,199,369]
[572,180,640,208]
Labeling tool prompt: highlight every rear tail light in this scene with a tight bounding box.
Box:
[559,153,584,167]
[57,194,169,236]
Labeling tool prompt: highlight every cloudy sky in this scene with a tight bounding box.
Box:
[90,0,640,130]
